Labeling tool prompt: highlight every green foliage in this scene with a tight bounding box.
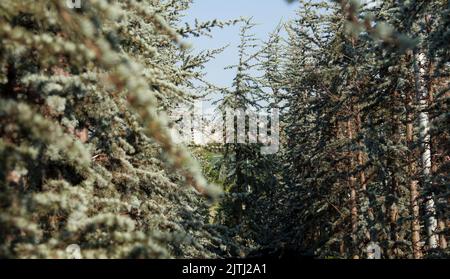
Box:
[267,0,449,259]
[0,0,240,259]
[1,0,448,260]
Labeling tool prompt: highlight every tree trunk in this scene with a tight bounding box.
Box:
[406,80,423,259]
[438,219,448,249]
[413,50,438,250]
[410,180,423,259]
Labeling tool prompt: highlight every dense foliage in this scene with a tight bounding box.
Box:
[0,0,448,259]
[215,0,449,259]
[0,0,240,259]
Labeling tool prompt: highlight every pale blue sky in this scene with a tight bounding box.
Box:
[182,0,299,91]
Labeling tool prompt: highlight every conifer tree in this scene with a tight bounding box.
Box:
[265,0,449,259]
[212,19,281,251]
[1,0,447,260]
[0,0,238,259]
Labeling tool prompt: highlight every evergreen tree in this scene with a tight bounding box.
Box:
[0,0,238,259]
[0,0,447,260]
[213,19,281,252]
